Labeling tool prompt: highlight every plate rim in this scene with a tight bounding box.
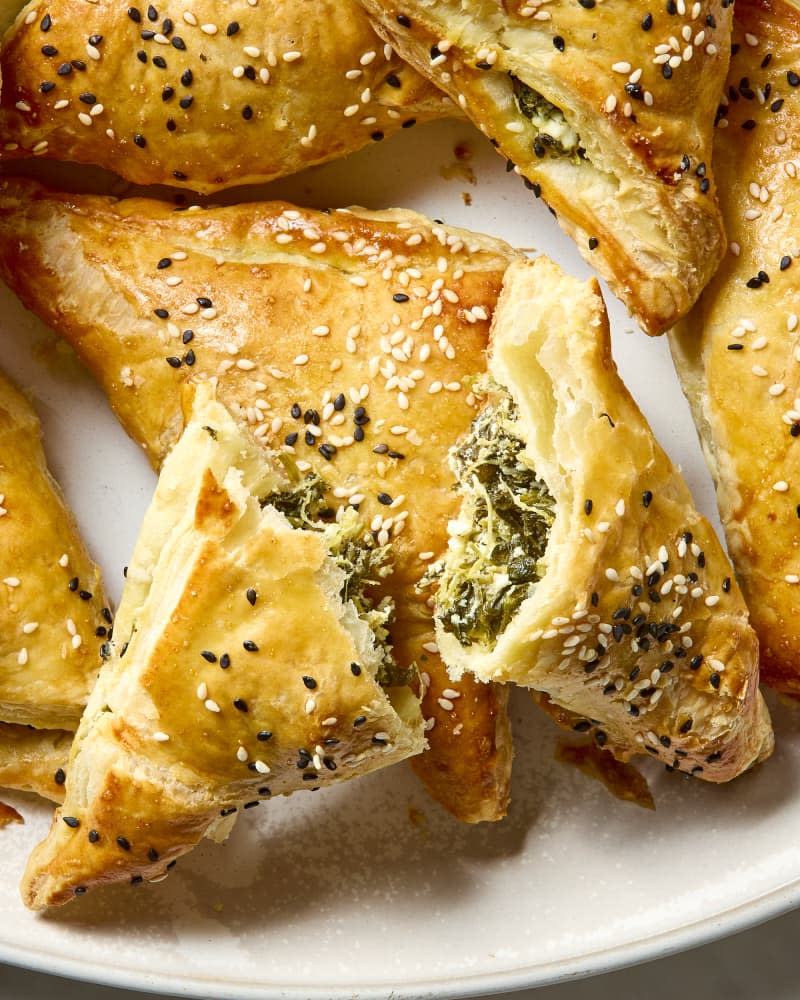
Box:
[1,877,799,999]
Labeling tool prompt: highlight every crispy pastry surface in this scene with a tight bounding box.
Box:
[0,366,109,730]
[434,257,772,782]
[355,0,729,335]
[0,723,69,802]
[0,178,517,822]
[669,0,800,695]
[0,0,451,193]
[21,385,426,909]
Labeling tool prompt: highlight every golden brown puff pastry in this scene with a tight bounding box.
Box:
[0,0,451,193]
[21,384,425,909]
[355,0,730,336]
[0,366,110,730]
[428,257,772,782]
[0,177,517,823]
[669,0,800,696]
[0,723,69,802]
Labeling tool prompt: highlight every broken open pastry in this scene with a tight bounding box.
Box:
[669,0,800,696]
[355,0,730,335]
[427,257,772,780]
[22,383,425,909]
[0,0,451,193]
[0,365,110,732]
[0,177,518,823]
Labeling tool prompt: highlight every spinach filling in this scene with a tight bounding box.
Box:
[511,75,586,162]
[261,465,410,687]
[425,384,555,649]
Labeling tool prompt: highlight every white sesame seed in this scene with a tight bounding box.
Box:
[785,575,800,584]
[437,697,455,712]
[744,32,759,46]
[3,577,19,587]
[59,553,70,568]
[153,732,170,742]
[236,746,248,762]
[71,634,82,650]
[200,22,218,35]
[17,648,28,665]
[243,45,261,58]
[596,521,611,533]
[183,10,198,24]
[615,499,626,517]
[305,697,316,714]
[604,94,617,113]
[612,61,632,73]
[605,568,619,582]
[204,698,221,713]
[282,50,302,62]
[254,760,270,774]
[773,480,790,492]
[196,682,208,700]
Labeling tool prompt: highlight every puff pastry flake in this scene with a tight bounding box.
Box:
[22,383,426,909]
[0,723,69,802]
[0,365,110,731]
[429,257,773,782]
[355,0,731,335]
[0,177,517,823]
[669,0,800,695]
[0,0,451,193]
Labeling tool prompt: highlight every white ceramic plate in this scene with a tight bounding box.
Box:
[1,120,799,1000]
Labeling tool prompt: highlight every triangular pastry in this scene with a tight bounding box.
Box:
[0,177,518,822]
[355,0,731,335]
[669,0,800,695]
[0,0,451,193]
[0,365,110,731]
[427,257,772,781]
[21,383,425,909]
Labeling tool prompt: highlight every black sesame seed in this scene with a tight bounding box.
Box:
[284,432,298,446]
[319,443,337,460]
[371,131,385,141]
[584,498,593,515]
[788,70,800,87]
[706,750,722,763]
[304,429,316,446]
[171,36,186,49]
[128,7,142,21]
[181,69,193,86]
[572,720,591,732]
[628,665,640,682]
[397,13,412,26]
[302,676,317,690]
[54,767,66,785]
[258,787,271,796]
[57,62,73,75]
[741,119,756,130]
[553,35,565,51]
[117,835,131,851]
[179,95,193,109]
[141,29,155,39]
[710,672,721,689]
[662,64,673,79]
[727,343,744,351]
[184,349,195,366]
[74,887,87,895]
[40,81,56,92]
[166,356,182,368]
[781,255,792,271]
[402,118,416,128]
[72,59,87,71]
[226,21,240,35]
[41,44,58,56]
[353,715,367,727]
[377,492,393,506]
[147,4,157,20]
[152,55,167,68]
[393,292,410,303]
[63,815,80,828]
[641,12,653,28]
[588,236,599,250]
[88,829,100,843]
[700,178,710,194]
[40,12,52,30]
[243,640,259,652]
[134,133,147,147]
[242,105,253,120]
[257,731,272,741]
[642,490,653,508]
[200,650,217,663]
[722,576,731,593]
[219,653,230,669]
[660,735,672,748]
[79,590,92,601]
[68,577,79,591]
[157,256,172,268]
[79,92,96,104]
[246,588,257,606]
[386,73,401,88]
[628,704,640,716]
[771,98,785,113]
[679,718,693,734]
[233,698,248,712]
[659,660,674,673]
